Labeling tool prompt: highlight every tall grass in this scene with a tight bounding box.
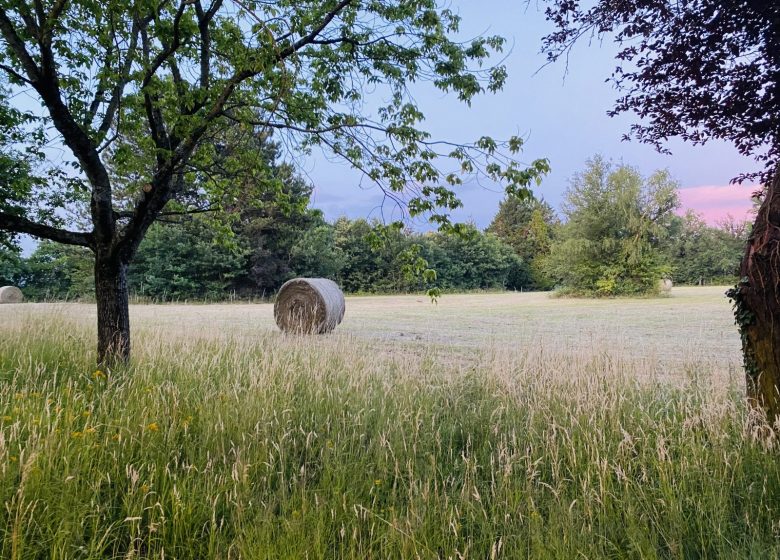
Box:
[0,315,777,559]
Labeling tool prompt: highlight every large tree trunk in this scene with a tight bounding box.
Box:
[95,254,131,366]
[732,171,780,427]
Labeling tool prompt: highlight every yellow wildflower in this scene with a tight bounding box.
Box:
[374,479,382,486]
[93,370,106,380]
[147,422,160,432]
[71,431,83,439]
[9,456,17,463]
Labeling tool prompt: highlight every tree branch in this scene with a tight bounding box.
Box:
[119,0,356,261]
[15,4,39,37]
[46,0,69,27]
[276,0,355,60]
[0,6,115,245]
[88,15,147,136]
[0,212,92,247]
[141,0,188,89]
[114,206,217,219]
[177,0,357,160]
[0,9,41,81]
[194,0,223,91]
[140,27,171,159]
[0,63,32,85]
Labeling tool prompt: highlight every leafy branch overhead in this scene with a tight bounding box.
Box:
[542,0,780,184]
[0,0,549,257]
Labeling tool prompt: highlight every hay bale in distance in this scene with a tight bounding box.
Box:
[659,278,673,293]
[274,278,345,334]
[0,286,24,303]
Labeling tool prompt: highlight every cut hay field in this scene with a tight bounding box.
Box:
[9,285,743,368]
[0,286,777,559]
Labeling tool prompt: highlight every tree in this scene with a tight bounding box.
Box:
[542,0,780,423]
[129,218,246,301]
[546,157,679,296]
[424,226,527,290]
[23,241,94,299]
[0,244,25,286]
[661,211,747,286]
[487,195,557,289]
[230,139,327,295]
[0,1,549,364]
[333,218,393,293]
[289,223,346,280]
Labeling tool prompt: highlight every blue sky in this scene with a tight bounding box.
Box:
[304,0,757,229]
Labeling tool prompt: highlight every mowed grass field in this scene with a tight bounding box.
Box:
[1,286,778,559]
[13,285,743,365]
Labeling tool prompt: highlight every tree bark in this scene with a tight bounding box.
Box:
[733,171,780,426]
[95,254,131,366]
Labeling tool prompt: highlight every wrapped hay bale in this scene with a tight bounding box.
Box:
[274,278,345,334]
[0,286,24,303]
[659,278,673,293]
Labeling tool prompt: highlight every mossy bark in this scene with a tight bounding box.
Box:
[735,171,780,426]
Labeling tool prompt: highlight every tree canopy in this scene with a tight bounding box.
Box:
[543,0,780,183]
[546,156,679,296]
[487,195,557,289]
[662,211,747,286]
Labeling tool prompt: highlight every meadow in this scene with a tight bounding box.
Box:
[0,286,778,559]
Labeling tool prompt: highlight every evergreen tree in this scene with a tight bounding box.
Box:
[488,196,558,289]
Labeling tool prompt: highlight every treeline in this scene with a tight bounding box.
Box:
[0,217,528,301]
[0,156,749,301]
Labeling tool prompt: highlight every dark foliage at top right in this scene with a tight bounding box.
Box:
[542,0,780,183]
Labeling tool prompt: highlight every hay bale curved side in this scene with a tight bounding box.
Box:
[274,278,345,334]
[0,286,24,303]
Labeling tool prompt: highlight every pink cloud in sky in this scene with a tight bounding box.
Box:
[677,184,759,225]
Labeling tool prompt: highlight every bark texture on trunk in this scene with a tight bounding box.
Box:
[95,255,131,366]
[732,172,780,426]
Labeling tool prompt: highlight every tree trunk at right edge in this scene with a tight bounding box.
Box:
[95,254,131,367]
[732,171,780,427]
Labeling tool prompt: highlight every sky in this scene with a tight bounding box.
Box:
[13,1,760,255]
[302,0,759,229]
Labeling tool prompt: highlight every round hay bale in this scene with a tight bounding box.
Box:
[659,278,673,293]
[274,278,345,334]
[0,286,24,303]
